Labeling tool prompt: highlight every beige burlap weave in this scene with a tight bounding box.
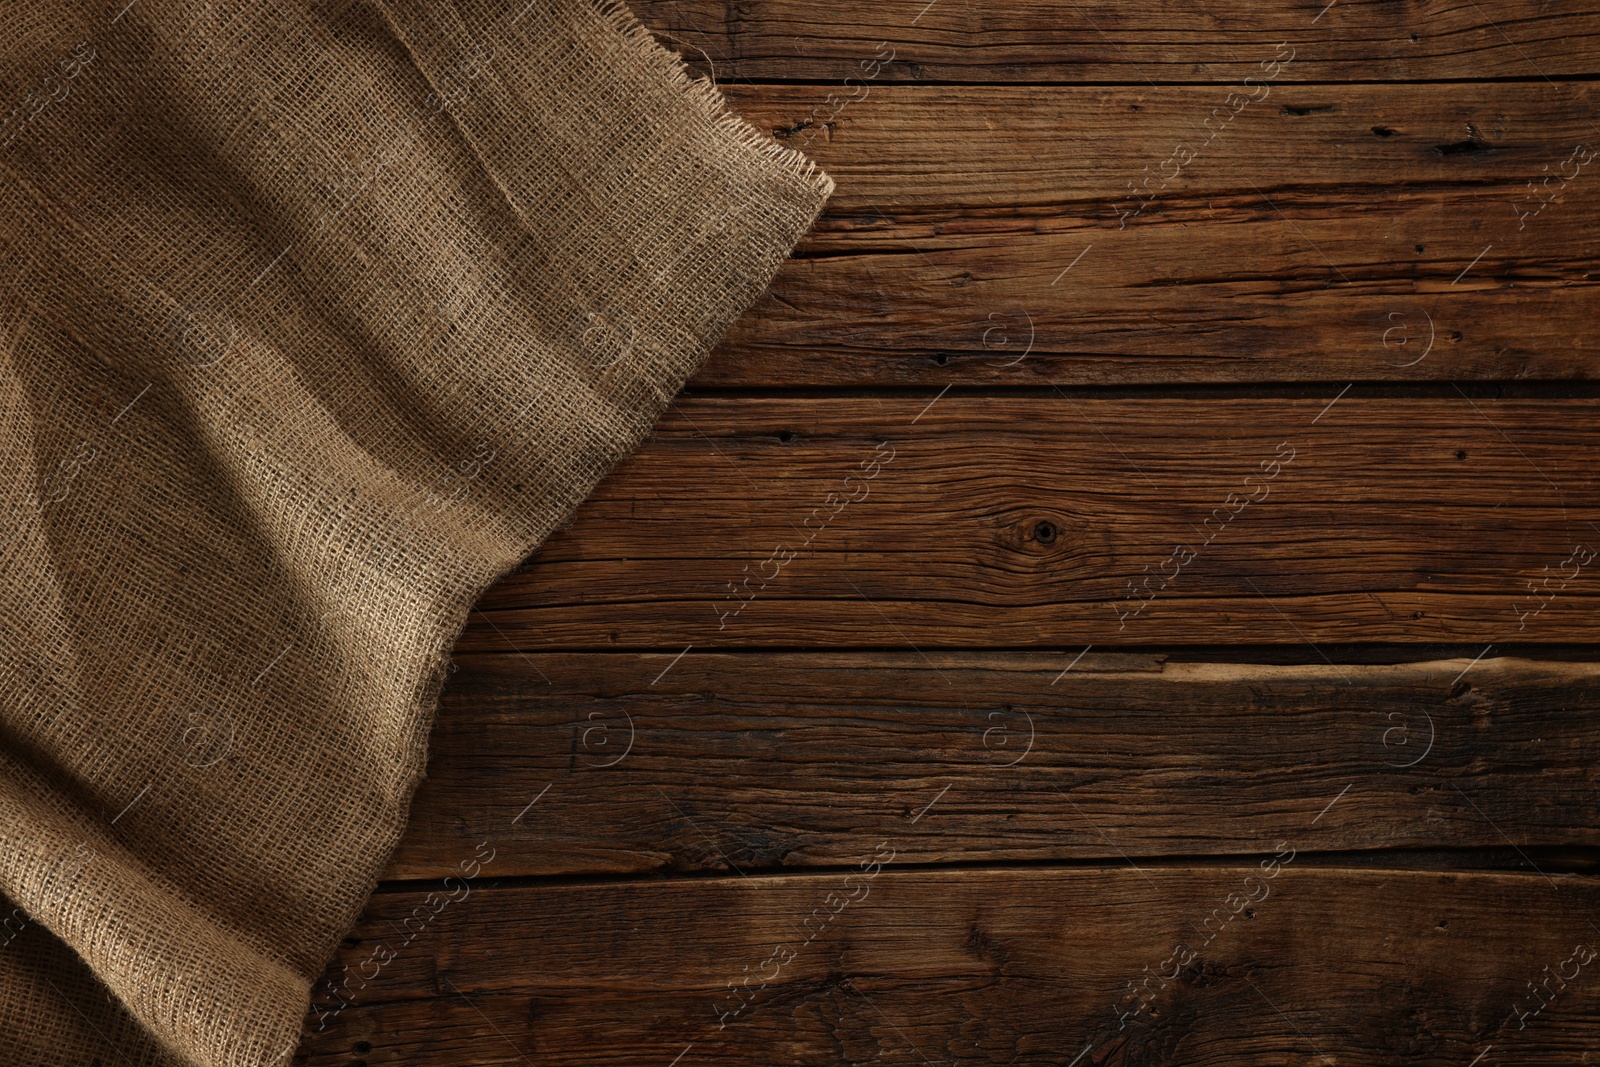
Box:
[0,1,830,1062]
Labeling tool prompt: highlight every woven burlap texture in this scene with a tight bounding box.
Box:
[0,1,831,1063]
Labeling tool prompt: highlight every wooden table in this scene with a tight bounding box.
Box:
[298,3,1600,1063]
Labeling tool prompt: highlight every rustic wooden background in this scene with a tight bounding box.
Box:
[297,2,1600,1063]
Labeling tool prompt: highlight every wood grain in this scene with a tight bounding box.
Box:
[634,0,1600,83]
[462,396,1600,649]
[687,84,1600,387]
[299,866,1600,1066]
[387,653,1600,880]
[312,11,1600,1065]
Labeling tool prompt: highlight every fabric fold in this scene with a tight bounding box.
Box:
[0,1,832,1063]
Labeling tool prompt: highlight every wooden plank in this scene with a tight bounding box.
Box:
[388,653,1600,880]
[685,84,1600,387]
[298,867,1600,1065]
[462,396,1600,649]
[636,0,1600,83]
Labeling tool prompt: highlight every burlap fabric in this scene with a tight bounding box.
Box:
[0,1,830,1062]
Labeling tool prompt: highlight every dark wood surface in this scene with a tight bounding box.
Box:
[462,397,1600,649]
[699,84,1600,387]
[305,869,1600,1067]
[296,3,1600,1063]
[632,0,1600,82]
[386,653,1600,880]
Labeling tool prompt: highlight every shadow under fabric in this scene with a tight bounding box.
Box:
[0,1,831,1063]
